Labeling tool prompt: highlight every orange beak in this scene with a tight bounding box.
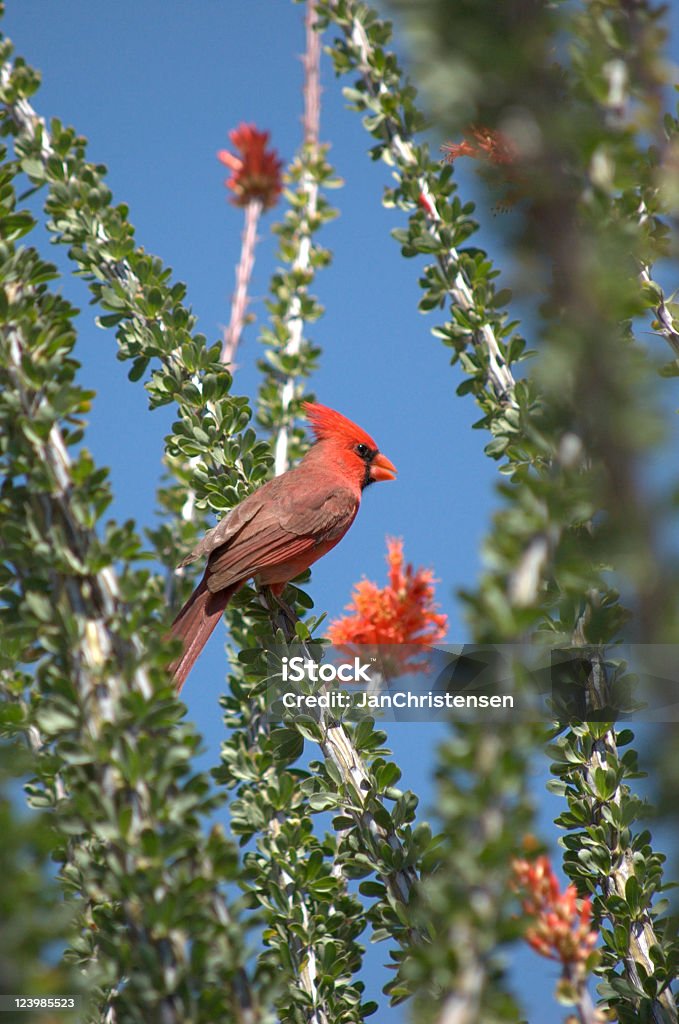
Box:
[370,451,397,482]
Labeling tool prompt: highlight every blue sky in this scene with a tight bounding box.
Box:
[4,3,678,1021]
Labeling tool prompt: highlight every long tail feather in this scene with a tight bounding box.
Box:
[169,575,239,693]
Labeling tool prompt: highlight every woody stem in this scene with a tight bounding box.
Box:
[221,197,262,365]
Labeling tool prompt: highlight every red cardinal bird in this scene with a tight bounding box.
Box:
[169,403,396,691]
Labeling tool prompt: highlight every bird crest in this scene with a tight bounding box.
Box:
[304,402,378,449]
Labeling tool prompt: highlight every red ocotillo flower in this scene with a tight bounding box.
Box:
[217,123,283,210]
[512,856,599,966]
[328,538,447,647]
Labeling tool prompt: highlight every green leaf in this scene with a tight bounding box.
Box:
[128,356,149,381]
[293,715,323,743]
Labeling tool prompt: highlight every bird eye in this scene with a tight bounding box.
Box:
[355,443,370,458]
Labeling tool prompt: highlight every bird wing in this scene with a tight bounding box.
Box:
[178,479,275,568]
[278,483,358,540]
[204,480,358,593]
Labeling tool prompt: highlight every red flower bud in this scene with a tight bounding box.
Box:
[218,123,283,210]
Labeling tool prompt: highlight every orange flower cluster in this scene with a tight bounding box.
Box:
[441,126,515,166]
[513,856,599,965]
[217,123,283,210]
[328,537,447,646]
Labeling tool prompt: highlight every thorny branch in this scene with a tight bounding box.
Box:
[573,610,678,1024]
[0,63,146,333]
[343,12,517,407]
[274,0,324,476]
[266,601,419,918]
[222,198,263,365]
[3,299,152,708]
